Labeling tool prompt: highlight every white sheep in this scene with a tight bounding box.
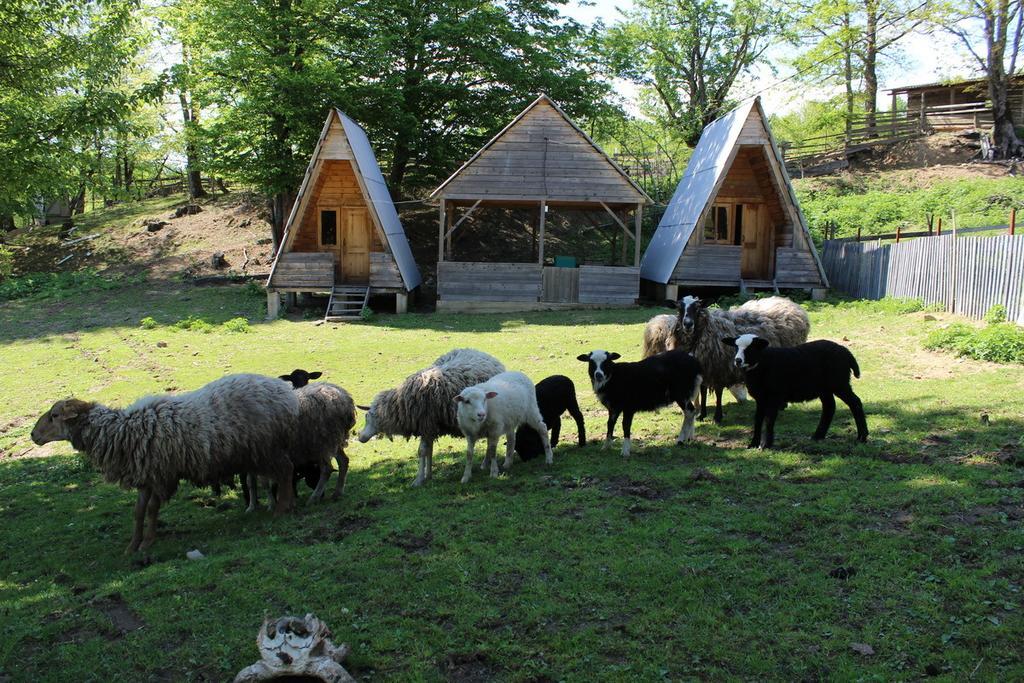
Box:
[357,348,505,486]
[30,374,300,553]
[455,371,553,484]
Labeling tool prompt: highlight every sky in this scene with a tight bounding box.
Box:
[561,0,979,116]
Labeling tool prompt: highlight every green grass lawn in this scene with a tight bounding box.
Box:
[1,284,1023,681]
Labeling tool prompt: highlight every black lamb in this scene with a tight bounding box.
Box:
[722,335,868,449]
[514,375,587,461]
[576,349,702,458]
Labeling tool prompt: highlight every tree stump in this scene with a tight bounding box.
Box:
[173,204,203,218]
[210,251,228,269]
[233,614,355,683]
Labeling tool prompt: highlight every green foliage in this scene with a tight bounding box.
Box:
[0,269,141,302]
[601,0,790,145]
[139,316,158,329]
[795,176,1024,239]
[770,96,855,147]
[0,245,13,280]
[984,304,1007,325]
[172,315,216,333]
[221,316,250,333]
[926,321,1024,365]
[359,307,374,322]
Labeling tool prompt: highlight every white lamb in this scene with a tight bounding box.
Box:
[454,371,553,484]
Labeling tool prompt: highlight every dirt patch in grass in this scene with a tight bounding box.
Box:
[92,594,145,636]
[388,529,433,554]
[602,476,672,500]
[440,651,502,683]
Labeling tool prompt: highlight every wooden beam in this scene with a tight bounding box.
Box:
[444,199,482,240]
[634,204,643,267]
[538,200,546,265]
[437,200,446,262]
[599,201,635,241]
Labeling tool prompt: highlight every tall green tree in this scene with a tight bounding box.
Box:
[600,0,789,145]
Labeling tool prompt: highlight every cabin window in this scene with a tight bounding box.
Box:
[319,209,337,246]
[703,204,732,244]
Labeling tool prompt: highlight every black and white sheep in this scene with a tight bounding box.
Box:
[455,371,553,483]
[30,374,300,553]
[722,334,868,448]
[645,295,809,424]
[246,381,357,512]
[357,348,505,486]
[514,375,586,461]
[576,349,702,458]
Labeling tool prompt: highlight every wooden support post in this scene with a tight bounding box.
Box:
[437,201,446,262]
[395,291,408,314]
[895,224,902,243]
[634,204,643,267]
[856,226,862,242]
[538,200,546,265]
[1010,208,1016,235]
[937,217,942,236]
[266,291,281,320]
[620,210,627,264]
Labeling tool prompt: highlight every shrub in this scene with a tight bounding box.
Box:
[139,316,158,329]
[984,304,1008,325]
[173,315,215,333]
[0,245,13,280]
[0,269,142,302]
[359,307,375,321]
[222,317,250,333]
[925,322,1024,364]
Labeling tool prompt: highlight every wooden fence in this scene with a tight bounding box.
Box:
[821,234,1024,324]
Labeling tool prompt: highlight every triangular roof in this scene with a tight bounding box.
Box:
[271,109,421,290]
[430,94,651,205]
[640,97,828,286]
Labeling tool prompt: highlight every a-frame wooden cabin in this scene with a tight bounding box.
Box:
[430,94,652,311]
[266,109,421,320]
[640,97,828,299]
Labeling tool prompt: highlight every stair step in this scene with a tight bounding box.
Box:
[324,285,369,323]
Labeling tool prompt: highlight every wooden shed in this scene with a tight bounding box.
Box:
[429,94,652,311]
[641,97,827,298]
[888,76,1023,131]
[266,109,421,320]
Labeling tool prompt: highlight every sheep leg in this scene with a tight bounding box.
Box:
[621,412,634,458]
[763,405,780,449]
[749,402,765,449]
[307,460,330,504]
[412,438,431,487]
[266,478,276,513]
[713,387,724,424]
[567,394,586,446]
[245,474,258,513]
[331,448,350,499]
[487,437,500,478]
[503,430,516,471]
[604,410,620,450]
[835,386,869,442]
[677,401,697,444]
[272,461,295,515]
[139,495,161,551]
[813,394,836,440]
[461,438,476,484]
[527,416,553,465]
[126,488,151,555]
[550,418,561,448]
[698,385,708,420]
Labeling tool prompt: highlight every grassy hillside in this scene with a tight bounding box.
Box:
[1,281,1023,681]
[794,165,1024,241]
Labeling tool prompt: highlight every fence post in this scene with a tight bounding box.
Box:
[937,217,942,236]
[895,224,902,243]
[856,226,862,242]
[1011,208,1017,236]
[950,210,958,313]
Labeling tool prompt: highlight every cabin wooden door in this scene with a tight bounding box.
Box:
[341,208,371,283]
[740,204,773,280]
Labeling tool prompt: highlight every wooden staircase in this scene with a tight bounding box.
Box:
[325,285,370,321]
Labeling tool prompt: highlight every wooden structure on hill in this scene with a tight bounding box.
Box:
[266,109,420,320]
[888,75,1022,130]
[429,94,652,311]
[641,97,828,298]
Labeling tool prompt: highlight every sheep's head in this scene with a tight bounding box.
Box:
[576,350,620,392]
[676,295,703,334]
[279,369,322,388]
[721,334,769,370]
[455,387,498,424]
[356,399,379,442]
[31,399,94,445]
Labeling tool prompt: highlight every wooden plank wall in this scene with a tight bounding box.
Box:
[821,235,1024,324]
[293,160,384,253]
[578,265,639,304]
[437,261,542,302]
[369,252,404,290]
[441,100,644,204]
[775,248,824,285]
[268,253,335,290]
[673,245,742,282]
[542,267,580,303]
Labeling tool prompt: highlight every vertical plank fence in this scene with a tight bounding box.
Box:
[820,234,1024,324]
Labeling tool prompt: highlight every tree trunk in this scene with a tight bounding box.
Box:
[178,73,207,199]
[988,72,1024,158]
[0,213,14,232]
[844,11,854,145]
[863,0,879,137]
[269,192,294,252]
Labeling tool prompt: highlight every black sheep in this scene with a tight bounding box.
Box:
[722,335,868,449]
[515,375,587,461]
[576,349,702,458]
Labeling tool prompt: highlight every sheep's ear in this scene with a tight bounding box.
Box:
[609,352,621,361]
[576,354,590,362]
[454,395,464,403]
[356,404,371,411]
[721,337,737,347]
[57,399,88,420]
[308,371,322,380]
[751,337,770,349]
[279,374,292,382]
[485,391,498,400]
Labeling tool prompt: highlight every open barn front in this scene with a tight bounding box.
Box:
[435,199,643,311]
